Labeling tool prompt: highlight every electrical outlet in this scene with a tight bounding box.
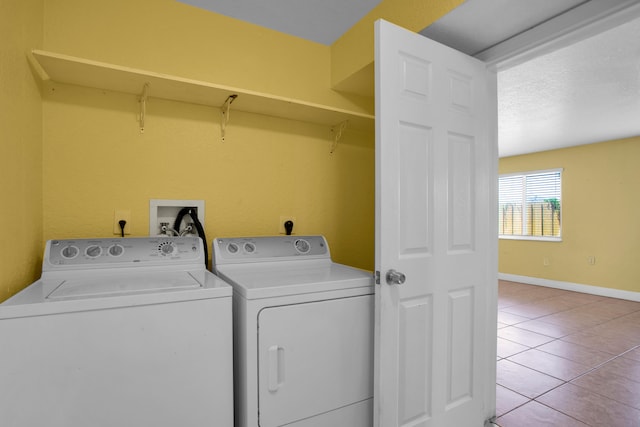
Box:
[543,257,550,266]
[587,256,596,265]
[149,199,205,236]
[113,209,131,235]
[278,216,296,234]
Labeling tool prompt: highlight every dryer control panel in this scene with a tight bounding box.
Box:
[213,235,330,265]
[44,237,203,270]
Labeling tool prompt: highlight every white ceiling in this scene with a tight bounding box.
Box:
[497,16,640,157]
[179,0,640,157]
[178,0,382,45]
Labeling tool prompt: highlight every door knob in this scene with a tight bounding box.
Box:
[386,269,406,285]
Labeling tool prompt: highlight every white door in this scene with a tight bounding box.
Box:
[374,19,498,427]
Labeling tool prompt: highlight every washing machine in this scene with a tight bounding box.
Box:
[212,235,374,427]
[0,236,233,427]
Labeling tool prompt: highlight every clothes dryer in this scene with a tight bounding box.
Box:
[212,235,374,427]
[0,236,233,427]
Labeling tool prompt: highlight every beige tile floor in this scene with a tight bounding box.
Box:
[496,280,640,427]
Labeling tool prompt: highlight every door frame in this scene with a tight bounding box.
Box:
[477,0,640,70]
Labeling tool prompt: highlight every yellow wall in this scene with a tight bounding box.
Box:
[331,0,465,92]
[43,0,373,115]
[2,0,465,303]
[0,0,44,302]
[40,0,379,275]
[499,138,640,293]
[42,83,375,269]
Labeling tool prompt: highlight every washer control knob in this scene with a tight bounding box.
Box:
[85,245,102,258]
[108,244,124,257]
[243,242,256,254]
[158,242,176,256]
[61,245,79,259]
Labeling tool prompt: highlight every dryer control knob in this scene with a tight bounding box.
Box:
[294,239,310,254]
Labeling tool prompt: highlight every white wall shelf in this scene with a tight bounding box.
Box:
[30,49,375,132]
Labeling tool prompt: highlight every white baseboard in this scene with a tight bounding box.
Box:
[498,273,640,302]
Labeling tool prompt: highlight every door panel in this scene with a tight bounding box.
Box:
[398,296,433,422]
[398,123,433,255]
[447,287,474,407]
[375,19,498,427]
[258,295,374,427]
[448,133,475,252]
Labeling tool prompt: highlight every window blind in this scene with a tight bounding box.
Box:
[499,169,562,239]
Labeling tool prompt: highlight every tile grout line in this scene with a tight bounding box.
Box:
[557,343,640,413]
[566,344,640,383]
[498,342,640,424]
[497,282,640,425]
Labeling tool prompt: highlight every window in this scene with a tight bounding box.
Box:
[499,169,562,240]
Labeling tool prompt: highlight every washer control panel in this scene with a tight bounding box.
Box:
[45,236,202,268]
[213,235,329,265]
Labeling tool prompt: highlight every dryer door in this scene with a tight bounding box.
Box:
[258,294,373,427]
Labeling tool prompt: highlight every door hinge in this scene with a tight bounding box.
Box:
[485,416,498,427]
[374,270,380,285]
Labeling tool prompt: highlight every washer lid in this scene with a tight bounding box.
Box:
[46,271,201,300]
[0,270,231,319]
[215,260,373,299]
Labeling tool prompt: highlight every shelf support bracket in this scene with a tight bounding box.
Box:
[330,120,349,153]
[139,82,150,133]
[221,94,238,141]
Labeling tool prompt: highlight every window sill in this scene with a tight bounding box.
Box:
[499,235,562,242]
